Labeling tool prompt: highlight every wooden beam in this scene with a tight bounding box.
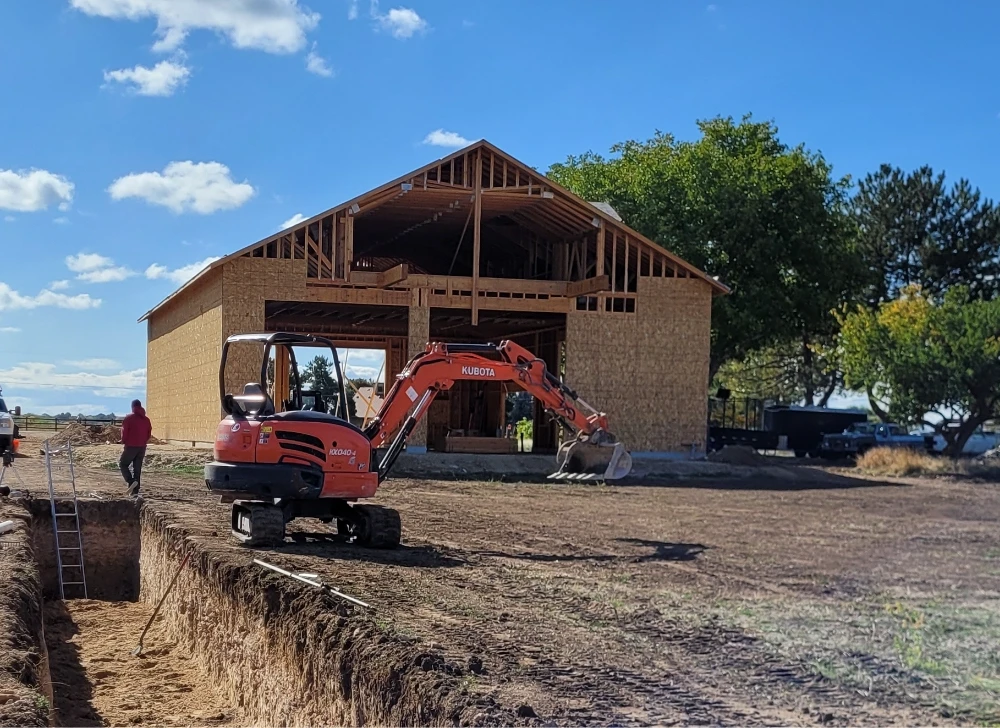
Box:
[624,234,630,292]
[305,230,332,278]
[274,345,290,409]
[472,151,483,326]
[567,275,610,297]
[611,233,617,293]
[596,222,605,277]
[377,263,409,288]
[345,214,354,282]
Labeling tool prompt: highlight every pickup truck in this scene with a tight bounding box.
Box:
[820,422,933,459]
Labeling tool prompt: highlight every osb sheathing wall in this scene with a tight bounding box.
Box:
[565,277,712,453]
[146,270,224,443]
[221,256,307,398]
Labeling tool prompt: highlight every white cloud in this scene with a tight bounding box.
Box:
[0,283,101,312]
[371,2,427,38]
[50,280,71,290]
[0,327,20,333]
[66,253,114,273]
[69,0,321,54]
[281,212,307,229]
[53,216,70,225]
[0,362,145,394]
[103,60,191,96]
[707,3,718,10]
[423,129,471,148]
[64,358,120,370]
[145,255,222,285]
[108,161,255,214]
[348,0,358,19]
[65,252,136,283]
[79,266,135,283]
[4,216,14,222]
[0,168,74,212]
[305,44,333,76]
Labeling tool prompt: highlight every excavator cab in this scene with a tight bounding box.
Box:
[220,332,350,421]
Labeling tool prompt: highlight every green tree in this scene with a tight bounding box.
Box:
[549,115,861,390]
[839,286,1000,456]
[299,356,357,417]
[715,340,842,405]
[853,165,1000,307]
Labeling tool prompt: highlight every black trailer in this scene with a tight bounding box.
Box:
[763,405,868,457]
[708,397,867,457]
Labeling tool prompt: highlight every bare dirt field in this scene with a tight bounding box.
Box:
[6,431,1000,725]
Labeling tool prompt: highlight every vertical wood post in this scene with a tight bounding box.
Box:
[472,151,483,326]
[596,221,605,277]
[345,214,355,282]
[273,346,289,411]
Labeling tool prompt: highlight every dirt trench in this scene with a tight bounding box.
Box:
[2,498,502,727]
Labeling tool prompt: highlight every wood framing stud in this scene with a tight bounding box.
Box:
[472,151,483,326]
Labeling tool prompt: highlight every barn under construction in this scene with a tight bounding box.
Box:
[141,140,727,456]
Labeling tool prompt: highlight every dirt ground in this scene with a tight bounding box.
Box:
[8,431,1000,725]
[44,601,236,727]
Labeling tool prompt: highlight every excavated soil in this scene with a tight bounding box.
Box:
[3,430,1000,725]
[44,600,235,727]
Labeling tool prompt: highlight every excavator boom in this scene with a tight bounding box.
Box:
[363,341,632,481]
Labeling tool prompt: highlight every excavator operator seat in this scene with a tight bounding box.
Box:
[233,382,275,418]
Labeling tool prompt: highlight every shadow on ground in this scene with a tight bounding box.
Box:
[473,540,708,564]
[628,467,912,492]
[44,602,101,727]
[281,532,466,568]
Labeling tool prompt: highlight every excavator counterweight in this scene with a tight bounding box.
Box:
[206,334,632,548]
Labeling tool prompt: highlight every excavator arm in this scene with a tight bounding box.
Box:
[362,341,632,481]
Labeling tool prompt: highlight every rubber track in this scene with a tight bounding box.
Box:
[234,503,285,547]
[355,505,401,549]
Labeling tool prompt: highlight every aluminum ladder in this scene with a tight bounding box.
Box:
[44,441,88,600]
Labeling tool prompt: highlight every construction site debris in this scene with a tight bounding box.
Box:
[253,558,371,609]
[706,445,765,466]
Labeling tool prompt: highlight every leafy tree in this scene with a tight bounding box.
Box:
[853,165,1000,307]
[715,340,842,405]
[549,115,861,387]
[839,286,1000,456]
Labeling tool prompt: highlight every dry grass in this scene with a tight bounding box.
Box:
[857,446,1000,480]
[856,448,954,477]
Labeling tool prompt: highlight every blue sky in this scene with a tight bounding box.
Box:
[0,0,997,415]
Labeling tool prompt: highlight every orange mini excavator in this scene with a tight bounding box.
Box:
[206,333,632,547]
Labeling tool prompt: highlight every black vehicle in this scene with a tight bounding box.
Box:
[708,398,867,457]
[821,422,934,459]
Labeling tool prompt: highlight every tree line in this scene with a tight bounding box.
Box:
[547,115,1000,456]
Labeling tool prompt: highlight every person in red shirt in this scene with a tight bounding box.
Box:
[120,399,152,497]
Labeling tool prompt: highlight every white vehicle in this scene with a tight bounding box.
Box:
[0,389,17,454]
[925,427,1000,456]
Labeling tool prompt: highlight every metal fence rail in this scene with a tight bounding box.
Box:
[13,417,124,431]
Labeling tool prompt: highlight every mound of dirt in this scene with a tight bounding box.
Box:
[706,445,765,466]
[36,423,165,452]
[42,422,122,450]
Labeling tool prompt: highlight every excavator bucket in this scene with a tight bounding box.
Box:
[550,431,633,481]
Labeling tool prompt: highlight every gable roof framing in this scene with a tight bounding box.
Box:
[140,140,727,321]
